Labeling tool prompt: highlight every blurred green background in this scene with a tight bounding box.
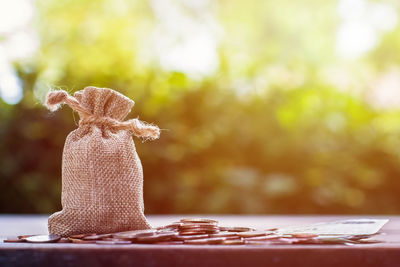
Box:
[1,0,400,214]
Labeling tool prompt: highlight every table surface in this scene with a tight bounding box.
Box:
[0,215,399,267]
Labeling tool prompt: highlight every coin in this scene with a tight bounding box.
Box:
[178,228,215,233]
[237,231,267,238]
[224,235,242,240]
[181,225,217,229]
[184,229,219,234]
[157,222,182,230]
[25,235,61,243]
[268,238,298,244]
[182,227,219,231]
[179,224,218,231]
[102,237,130,242]
[11,218,380,247]
[113,229,157,239]
[182,230,218,235]
[290,233,319,238]
[220,226,254,232]
[244,240,269,245]
[96,240,132,245]
[179,227,218,232]
[18,235,33,240]
[184,237,225,245]
[135,232,177,243]
[58,238,71,243]
[356,239,381,244]
[180,218,218,225]
[314,237,350,244]
[179,231,207,235]
[69,234,87,239]
[155,241,184,245]
[245,234,282,241]
[209,232,238,238]
[4,236,26,243]
[347,234,373,241]
[174,234,209,241]
[178,225,219,234]
[222,239,245,245]
[292,238,319,244]
[69,238,97,244]
[83,233,112,240]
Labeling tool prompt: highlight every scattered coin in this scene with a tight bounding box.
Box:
[184,237,225,245]
[4,218,384,246]
[356,239,381,244]
[113,229,157,240]
[4,236,26,243]
[57,238,71,243]
[291,233,319,238]
[83,233,112,240]
[222,239,245,245]
[157,222,182,231]
[313,237,350,244]
[159,222,182,229]
[69,238,97,244]
[237,231,267,238]
[245,235,282,241]
[347,234,374,241]
[292,238,319,244]
[69,234,87,239]
[96,240,132,245]
[18,235,33,240]
[220,226,255,232]
[155,241,184,245]
[25,235,61,243]
[268,238,298,244]
[102,237,131,242]
[134,230,158,237]
[136,232,177,243]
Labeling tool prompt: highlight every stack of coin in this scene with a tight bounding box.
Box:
[2,218,381,246]
[178,218,219,235]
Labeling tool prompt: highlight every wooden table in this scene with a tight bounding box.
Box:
[0,215,399,267]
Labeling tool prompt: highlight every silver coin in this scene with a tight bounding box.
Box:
[26,234,61,243]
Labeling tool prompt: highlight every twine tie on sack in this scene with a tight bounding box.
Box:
[45,90,160,140]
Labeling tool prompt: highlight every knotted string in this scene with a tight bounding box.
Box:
[45,90,160,140]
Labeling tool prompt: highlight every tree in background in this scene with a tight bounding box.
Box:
[1,0,400,214]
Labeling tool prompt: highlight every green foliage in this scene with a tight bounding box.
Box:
[1,0,400,214]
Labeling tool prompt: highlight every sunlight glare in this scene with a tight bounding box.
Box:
[336,0,398,59]
[149,0,220,78]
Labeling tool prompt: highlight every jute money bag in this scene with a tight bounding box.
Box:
[45,87,160,236]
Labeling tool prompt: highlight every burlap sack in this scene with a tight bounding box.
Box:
[45,87,160,237]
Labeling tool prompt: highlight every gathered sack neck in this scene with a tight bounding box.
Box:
[45,88,160,140]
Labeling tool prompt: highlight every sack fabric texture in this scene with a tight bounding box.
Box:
[45,87,160,237]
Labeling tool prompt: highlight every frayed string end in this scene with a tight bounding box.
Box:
[129,118,160,141]
[45,90,69,112]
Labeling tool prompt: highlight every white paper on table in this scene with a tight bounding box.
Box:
[276,219,389,236]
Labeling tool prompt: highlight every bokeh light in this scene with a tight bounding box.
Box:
[1,0,400,215]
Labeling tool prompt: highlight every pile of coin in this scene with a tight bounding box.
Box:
[3,218,380,245]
